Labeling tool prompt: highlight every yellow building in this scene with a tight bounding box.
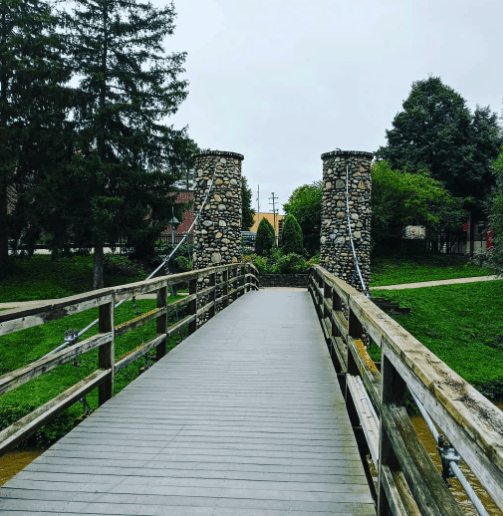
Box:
[249,212,285,236]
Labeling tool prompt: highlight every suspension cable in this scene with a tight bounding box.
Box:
[43,164,219,359]
[345,163,369,297]
[410,392,490,516]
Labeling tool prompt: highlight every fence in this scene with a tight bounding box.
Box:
[0,263,259,458]
[309,264,503,515]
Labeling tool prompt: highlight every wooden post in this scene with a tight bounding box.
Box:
[188,276,197,335]
[156,283,168,361]
[209,272,216,319]
[323,281,331,319]
[377,354,406,515]
[98,299,114,406]
[348,308,363,377]
[222,269,229,308]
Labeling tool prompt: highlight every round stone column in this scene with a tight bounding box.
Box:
[192,150,244,269]
[320,150,373,292]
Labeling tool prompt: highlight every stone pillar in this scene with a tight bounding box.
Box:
[193,150,244,269]
[320,150,373,292]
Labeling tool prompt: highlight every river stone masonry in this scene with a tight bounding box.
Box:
[320,150,373,292]
[192,150,244,269]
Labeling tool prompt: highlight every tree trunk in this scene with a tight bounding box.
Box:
[93,241,104,290]
[0,181,8,263]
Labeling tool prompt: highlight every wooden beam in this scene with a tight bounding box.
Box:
[114,307,167,338]
[98,301,114,406]
[114,334,166,372]
[0,369,110,457]
[0,333,112,397]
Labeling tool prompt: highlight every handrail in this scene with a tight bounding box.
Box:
[308,264,503,516]
[0,262,259,457]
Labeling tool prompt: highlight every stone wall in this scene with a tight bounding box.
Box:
[192,150,244,269]
[259,274,309,288]
[320,150,373,292]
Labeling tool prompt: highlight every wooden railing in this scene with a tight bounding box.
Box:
[0,262,259,457]
[309,264,503,516]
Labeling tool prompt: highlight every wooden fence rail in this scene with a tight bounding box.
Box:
[0,263,259,458]
[309,264,503,516]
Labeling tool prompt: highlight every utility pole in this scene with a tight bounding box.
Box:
[256,185,260,230]
[269,192,279,247]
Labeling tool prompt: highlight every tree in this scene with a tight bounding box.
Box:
[283,182,323,238]
[376,77,503,212]
[241,176,255,230]
[255,217,275,257]
[488,147,503,272]
[281,214,303,255]
[372,160,464,246]
[58,0,189,288]
[0,0,72,263]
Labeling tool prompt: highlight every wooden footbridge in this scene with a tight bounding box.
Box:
[1,264,502,515]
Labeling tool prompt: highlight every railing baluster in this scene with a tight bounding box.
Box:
[98,298,115,405]
[188,275,197,334]
[156,283,168,360]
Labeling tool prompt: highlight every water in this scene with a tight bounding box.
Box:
[410,403,503,516]
[0,449,44,486]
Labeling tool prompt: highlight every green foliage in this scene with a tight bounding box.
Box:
[243,249,316,274]
[0,0,73,262]
[36,0,193,286]
[241,176,255,231]
[174,256,192,272]
[255,218,275,256]
[371,249,495,287]
[369,281,503,399]
[283,182,323,248]
[0,254,147,303]
[372,160,464,244]
[281,214,303,255]
[0,297,186,444]
[488,146,503,273]
[376,76,503,211]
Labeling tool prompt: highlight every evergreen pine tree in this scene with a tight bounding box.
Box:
[60,0,190,288]
[255,218,275,257]
[241,176,255,230]
[0,0,71,263]
[281,214,303,255]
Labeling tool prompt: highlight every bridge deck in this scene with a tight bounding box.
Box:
[1,290,376,515]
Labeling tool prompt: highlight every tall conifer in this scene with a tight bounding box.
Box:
[61,0,190,288]
[0,0,71,262]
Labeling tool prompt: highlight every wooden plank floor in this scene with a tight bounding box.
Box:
[1,290,376,515]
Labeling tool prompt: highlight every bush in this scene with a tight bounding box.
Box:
[281,214,303,255]
[255,218,276,256]
[243,250,310,274]
[174,256,193,272]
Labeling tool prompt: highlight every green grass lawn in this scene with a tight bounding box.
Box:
[0,255,147,303]
[370,280,503,400]
[371,250,496,287]
[0,254,190,445]
[0,297,188,444]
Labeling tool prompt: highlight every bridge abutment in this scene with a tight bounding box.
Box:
[320,150,373,292]
[192,150,244,268]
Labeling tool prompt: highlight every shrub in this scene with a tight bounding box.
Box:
[174,256,193,272]
[281,214,303,255]
[255,218,276,256]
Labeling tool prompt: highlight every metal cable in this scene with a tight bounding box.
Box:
[345,163,370,297]
[410,392,490,516]
[43,164,219,359]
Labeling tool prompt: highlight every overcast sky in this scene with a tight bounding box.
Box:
[158,0,503,214]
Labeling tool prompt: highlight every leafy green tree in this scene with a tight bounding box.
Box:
[283,182,323,238]
[255,217,275,257]
[372,160,464,245]
[57,0,190,288]
[241,176,255,230]
[0,0,72,263]
[488,147,503,272]
[376,77,502,212]
[281,214,303,255]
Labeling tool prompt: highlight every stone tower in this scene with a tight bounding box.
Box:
[320,150,373,292]
[192,150,244,268]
